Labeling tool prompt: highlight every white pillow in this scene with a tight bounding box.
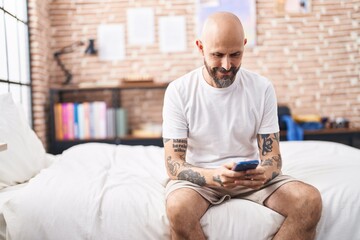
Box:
[0,93,49,190]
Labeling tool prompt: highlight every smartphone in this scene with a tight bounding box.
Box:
[232,160,260,172]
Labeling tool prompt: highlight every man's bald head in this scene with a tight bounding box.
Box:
[196,12,247,88]
[200,12,246,48]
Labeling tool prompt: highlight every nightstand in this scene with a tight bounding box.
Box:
[0,143,7,152]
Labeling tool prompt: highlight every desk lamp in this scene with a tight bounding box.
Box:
[54,39,97,85]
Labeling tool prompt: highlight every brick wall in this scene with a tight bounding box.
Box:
[28,0,360,148]
[248,0,360,127]
[28,0,52,146]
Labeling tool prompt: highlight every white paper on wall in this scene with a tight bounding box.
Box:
[97,24,125,61]
[127,8,155,45]
[159,16,187,53]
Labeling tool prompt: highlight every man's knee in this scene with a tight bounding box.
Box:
[166,193,185,224]
[267,182,322,221]
[166,190,199,225]
[166,188,209,228]
[290,183,322,222]
[302,185,322,220]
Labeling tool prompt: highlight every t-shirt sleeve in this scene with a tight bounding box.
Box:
[162,83,188,139]
[258,83,280,134]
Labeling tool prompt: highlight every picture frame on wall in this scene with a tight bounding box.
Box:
[197,0,257,47]
[275,0,311,14]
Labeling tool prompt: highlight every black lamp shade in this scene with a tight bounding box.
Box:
[85,39,97,55]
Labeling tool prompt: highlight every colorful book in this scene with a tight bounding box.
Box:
[61,103,69,140]
[77,103,85,139]
[106,108,116,138]
[83,102,91,139]
[116,108,128,137]
[73,103,79,139]
[66,103,75,140]
[54,103,63,140]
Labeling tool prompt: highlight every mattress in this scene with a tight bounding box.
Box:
[2,141,360,240]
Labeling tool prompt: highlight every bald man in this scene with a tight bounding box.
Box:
[162,12,322,240]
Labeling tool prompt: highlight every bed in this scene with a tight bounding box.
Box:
[1,93,360,240]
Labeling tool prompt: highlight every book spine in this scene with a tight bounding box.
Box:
[73,103,79,139]
[83,102,91,139]
[67,103,75,140]
[54,103,63,140]
[106,108,115,138]
[116,108,128,137]
[90,102,96,138]
[98,102,107,139]
[77,103,85,139]
[61,103,69,140]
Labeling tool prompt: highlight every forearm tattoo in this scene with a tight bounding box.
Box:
[165,138,206,186]
[261,154,282,169]
[257,133,282,182]
[213,175,223,187]
[272,154,282,169]
[261,154,282,182]
[178,169,206,186]
[257,133,280,156]
[165,138,187,176]
[167,156,180,176]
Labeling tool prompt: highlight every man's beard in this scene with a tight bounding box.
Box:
[204,60,240,88]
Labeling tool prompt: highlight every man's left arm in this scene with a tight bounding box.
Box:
[256,132,282,183]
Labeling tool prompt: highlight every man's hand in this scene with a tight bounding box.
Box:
[212,162,268,189]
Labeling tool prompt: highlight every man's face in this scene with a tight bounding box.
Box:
[201,41,245,88]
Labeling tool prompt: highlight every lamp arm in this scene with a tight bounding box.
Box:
[54,41,84,56]
[53,41,84,85]
[54,54,72,85]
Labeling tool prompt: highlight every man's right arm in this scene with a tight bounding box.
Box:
[163,138,236,187]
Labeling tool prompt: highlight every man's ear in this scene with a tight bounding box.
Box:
[244,38,248,46]
[195,40,204,54]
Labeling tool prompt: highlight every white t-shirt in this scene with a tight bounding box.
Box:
[162,67,279,168]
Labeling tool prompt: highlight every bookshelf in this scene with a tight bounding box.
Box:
[280,128,360,149]
[49,82,167,154]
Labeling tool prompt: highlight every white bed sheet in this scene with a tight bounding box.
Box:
[0,183,28,240]
[3,141,360,240]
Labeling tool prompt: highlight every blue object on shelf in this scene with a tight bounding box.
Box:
[281,115,304,141]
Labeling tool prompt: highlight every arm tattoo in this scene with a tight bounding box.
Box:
[261,154,282,169]
[213,175,223,186]
[173,139,187,153]
[257,133,279,156]
[258,134,273,156]
[166,138,206,186]
[179,153,186,161]
[261,159,273,167]
[262,154,282,183]
[178,169,206,186]
[166,156,180,176]
[272,154,282,169]
[165,138,189,176]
